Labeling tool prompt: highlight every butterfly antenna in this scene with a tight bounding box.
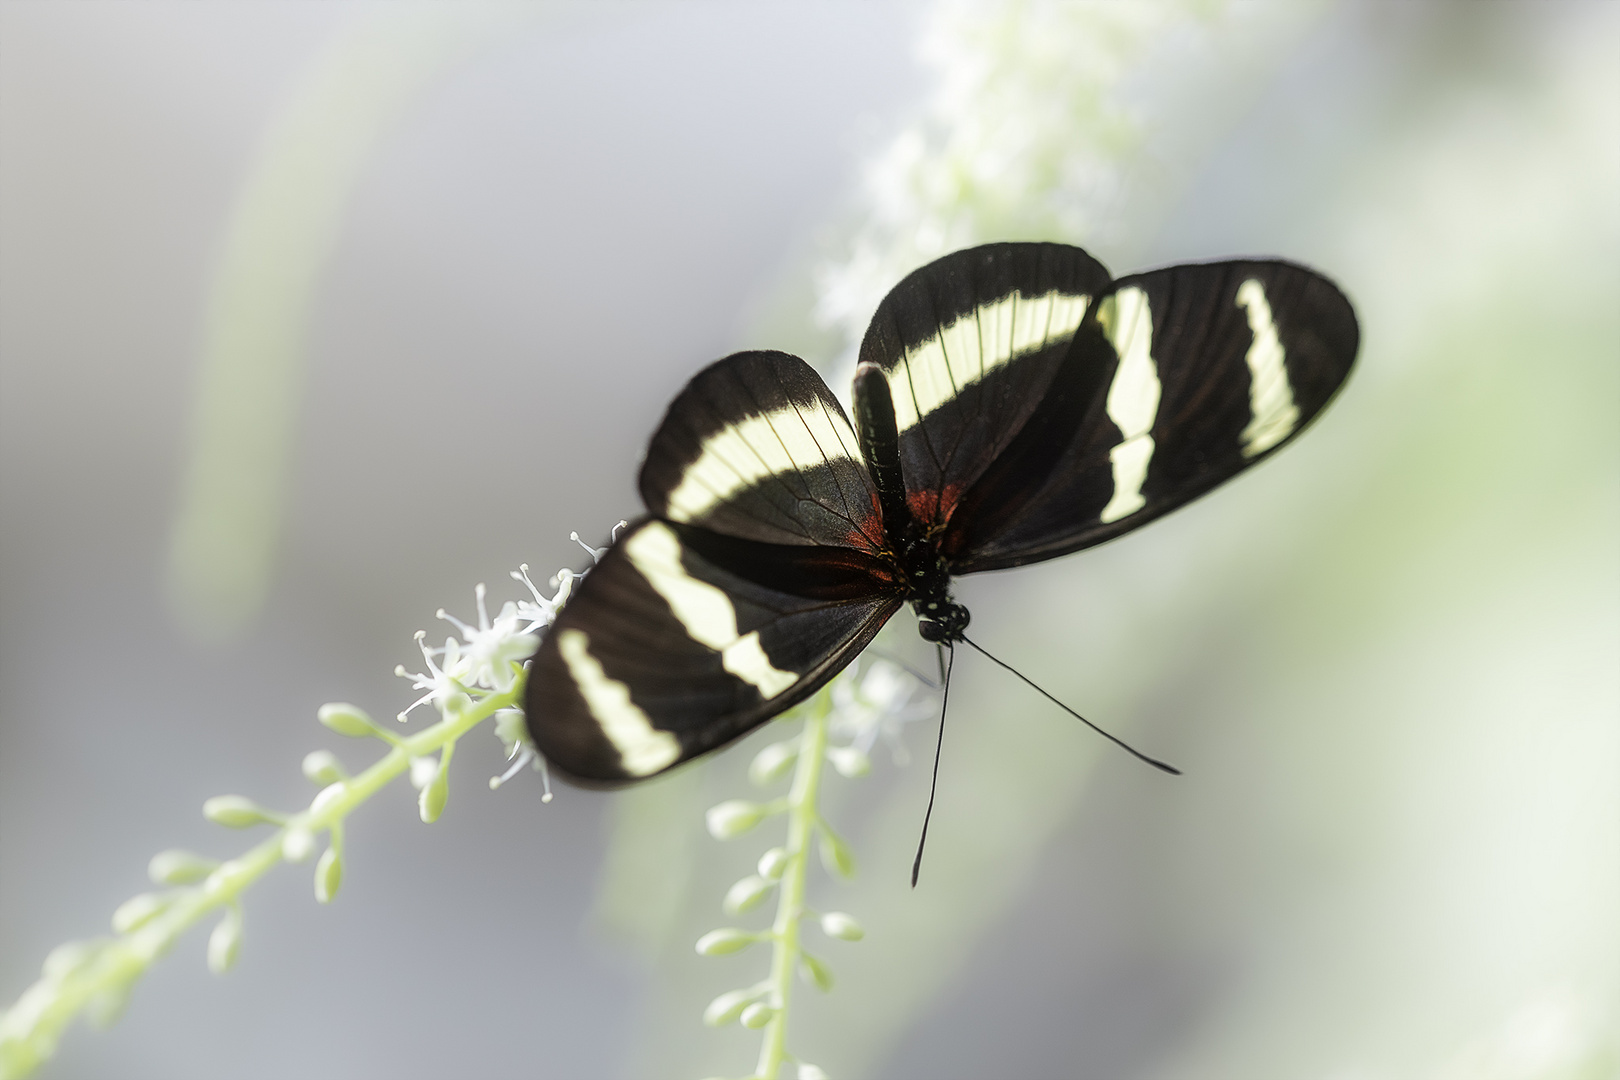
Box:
[911,642,955,888]
[959,634,1182,776]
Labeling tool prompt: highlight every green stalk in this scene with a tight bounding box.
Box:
[754,697,831,1080]
[0,684,519,1080]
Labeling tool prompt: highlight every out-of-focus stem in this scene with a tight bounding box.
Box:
[754,698,831,1080]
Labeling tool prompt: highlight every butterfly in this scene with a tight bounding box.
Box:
[523,242,1358,786]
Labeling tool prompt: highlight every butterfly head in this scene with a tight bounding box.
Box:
[914,597,970,643]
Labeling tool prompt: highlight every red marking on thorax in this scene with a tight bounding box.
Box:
[907,485,962,531]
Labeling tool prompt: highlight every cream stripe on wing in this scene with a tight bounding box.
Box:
[887,289,1092,432]
[556,628,680,777]
[1235,278,1299,458]
[663,402,862,524]
[1098,286,1162,524]
[623,522,797,699]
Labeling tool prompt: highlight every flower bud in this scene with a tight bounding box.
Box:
[739,1001,775,1029]
[301,750,346,785]
[826,745,871,778]
[281,828,316,863]
[819,911,865,941]
[419,760,449,823]
[694,928,757,956]
[818,831,856,879]
[722,875,774,915]
[42,942,98,981]
[798,1064,829,1080]
[207,905,243,974]
[705,800,764,840]
[202,796,281,829]
[314,846,343,904]
[702,988,754,1027]
[317,702,377,738]
[202,859,249,897]
[757,847,789,881]
[111,892,172,934]
[409,755,437,790]
[308,783,345,818]
[799,951,834,992]
[148,849,218,885]
[748,740,799,786]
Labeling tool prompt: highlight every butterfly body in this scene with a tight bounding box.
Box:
[850,359,971,644]
[525,243,1358,786]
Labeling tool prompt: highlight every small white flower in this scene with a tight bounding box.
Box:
[489,707,552,802]
[492,708,530,759]
[511,564,576,633]
[828,658,936,765]
[569,520,628,565]
[435,583,538,693]
[394,631,469,722]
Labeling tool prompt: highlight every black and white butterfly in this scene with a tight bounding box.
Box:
[524,242,1358,786]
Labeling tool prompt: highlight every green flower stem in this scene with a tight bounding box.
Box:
[0,683,519,1080]
[754,694,831,1080]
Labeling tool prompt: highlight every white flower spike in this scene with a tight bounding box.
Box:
[0,542,601,1075]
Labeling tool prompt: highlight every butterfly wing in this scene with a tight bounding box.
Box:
[940,258,1359,571]
[525,519,901,784]
[639,349,886,553]
[856,243,1114,531]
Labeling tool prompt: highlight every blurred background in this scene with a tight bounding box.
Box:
[1,2,1615,1078]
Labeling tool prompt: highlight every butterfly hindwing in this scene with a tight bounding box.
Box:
[526,518,901,784]
[943,258,1359,571]
[639,350,885,552]
[856,243,1113,531]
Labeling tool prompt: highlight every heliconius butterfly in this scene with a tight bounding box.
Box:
[523,242,1358,787]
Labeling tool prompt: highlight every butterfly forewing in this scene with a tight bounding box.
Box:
[856,243,1112,531]
[527,518,901,784]
[945,259,1359,572]
[639,350,885,552]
